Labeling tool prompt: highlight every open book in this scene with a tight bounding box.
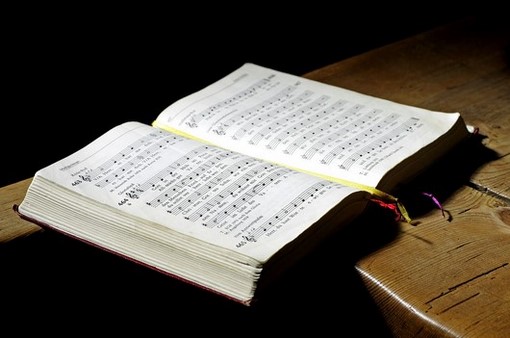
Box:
[16,63,470,305]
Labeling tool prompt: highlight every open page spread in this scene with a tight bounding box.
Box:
[18,122,364,263]
[153,63,464,190]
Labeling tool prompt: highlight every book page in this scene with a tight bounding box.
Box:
[153,63,464,190]
[23,122,364,262]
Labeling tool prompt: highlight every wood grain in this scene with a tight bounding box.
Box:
[2,15,509,337]
[358,187,510,337]
[0,178,40,243]
[304,16,510,336]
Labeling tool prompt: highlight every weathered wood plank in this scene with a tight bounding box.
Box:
[304,16,510,336]
[0,178,40,243]
[358,186,510,337]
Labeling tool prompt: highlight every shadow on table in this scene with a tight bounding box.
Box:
[1,128,497,337]
[393,132,500,223]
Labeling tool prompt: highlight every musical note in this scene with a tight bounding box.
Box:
[186,78,271,129]
[241,181,332,242]
[201,167,289,228]
[336,117,420,170]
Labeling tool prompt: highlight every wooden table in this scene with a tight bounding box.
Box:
[1,15,509,336]
[305,16,510,336]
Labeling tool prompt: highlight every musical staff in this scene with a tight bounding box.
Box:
[279,98,346,154]
[240,93,328,147]
[266,97,343,150]
[202,167,290,228]
[228,86,299,140]
[186,78,271,128]
[166,159,262,216]
[338,117,420,170]
[242,181,333,242]
[143,147,228,208]
[91,131,181,187]
[318,108,391,165]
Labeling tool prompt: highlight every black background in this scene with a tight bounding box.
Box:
[3,5,474,187]
[2,4,484,336]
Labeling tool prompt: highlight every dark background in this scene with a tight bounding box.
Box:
[2,5,484,336]
[2,6,475,187]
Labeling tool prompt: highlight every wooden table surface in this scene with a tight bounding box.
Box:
[305,16,510,337]
[1,15,509,337]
